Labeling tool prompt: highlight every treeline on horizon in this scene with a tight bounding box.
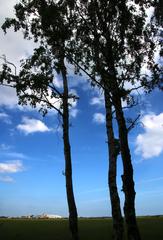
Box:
[1,215,163,219]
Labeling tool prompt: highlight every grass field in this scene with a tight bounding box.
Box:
[0,217,163,240]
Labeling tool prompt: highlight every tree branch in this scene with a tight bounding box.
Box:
[127,114,141,133]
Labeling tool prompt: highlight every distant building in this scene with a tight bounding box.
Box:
[35,213,62,219]
[4,214,63,219]
[46,214,62,219]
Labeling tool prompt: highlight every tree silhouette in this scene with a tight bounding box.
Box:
[67,1,162,240]
[1,1,79,239]
[1,1,162,240]
[104,90,124,240]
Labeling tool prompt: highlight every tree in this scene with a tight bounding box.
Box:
[104,90,124,240]
[1,1,79,239]
[1,1,162,240]
[1,1,125,238]
[67,1,162,240]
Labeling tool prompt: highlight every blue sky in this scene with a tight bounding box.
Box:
[0,0,163,217]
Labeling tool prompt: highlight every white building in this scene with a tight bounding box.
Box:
[46,214,62,219]
[37,213,62,219]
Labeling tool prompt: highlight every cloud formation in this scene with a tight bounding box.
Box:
[0,86,18,108]
[0,175,14,183]
[53,76,63,88]
[0,112,9,118]
[5,152,27,159]
[17,117,51,135]
[0,0,37,69]
[89,88,104,107]
[0,84,79,120]
[0,160,24,173]
[90,96,104,107]
[0,112,12,124]
[135,113,163,159]
[93,113,105,124]
[0,143,10,150]
[68,89,79,118]
[70,108,79,118]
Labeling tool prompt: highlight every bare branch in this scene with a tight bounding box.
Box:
[67,55,105,89]
[127,114,141,133]
[49,82,63,98]
[42,92,63,116]
[0,55,17,75]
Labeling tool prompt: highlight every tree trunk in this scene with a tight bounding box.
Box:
[104,88,124,240]
[112,91,141,240]
[61,59,79,240]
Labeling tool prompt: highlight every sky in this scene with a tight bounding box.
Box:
[0,0,163,218]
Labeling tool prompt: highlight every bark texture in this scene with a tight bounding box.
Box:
[101,40,141,239]
[112,89,141,240]
[104,88,124,240]
[61,59,79,240]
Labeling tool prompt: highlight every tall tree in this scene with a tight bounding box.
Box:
[64,3,125,239]
[1,1,162,240]
[104,89,124,240]
[1,1,79,239]
[68,1,162,239]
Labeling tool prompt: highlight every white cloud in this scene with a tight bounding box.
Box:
[70,108,79,118]
[0,85,41,111]
[5,152,27,159]
[0,112,8,118]
[17,117,51,135]
[0,85,79,118]
[0,112,12,124]
[89,88,104,107]
[0,0,16,18]
[0,0,79,116]
[0,85,61,112]
[0,160,24,173]
[0,0,37,70]
[53,76,63,88]
[67,89,79,118]
[135,113,163,159]
[93,113,105,124]
[68,89,78,106]
[40,92,62,114]
[90,93,129,111]
[0,175,14,183]
[136,176,163,185]
[90,96,104,107]
[123,80,143,95]
[0,143,11,151]
[0,85,18,108]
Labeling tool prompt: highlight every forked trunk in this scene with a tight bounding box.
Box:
[112,91,141,240]
[104,88,124,240]
[61,59,79,240]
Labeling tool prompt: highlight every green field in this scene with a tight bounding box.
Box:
[0,217,163,240]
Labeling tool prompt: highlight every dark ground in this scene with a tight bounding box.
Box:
[0,216,163,240]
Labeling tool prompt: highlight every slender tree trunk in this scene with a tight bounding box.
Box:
[112,90,141,240]
[61,58,79,240]
[104,88,124,240]
[100,37,141,238]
